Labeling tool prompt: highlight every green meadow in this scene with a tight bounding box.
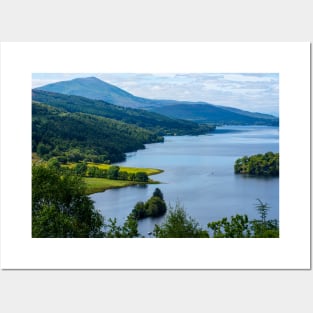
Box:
[83,177,139,194]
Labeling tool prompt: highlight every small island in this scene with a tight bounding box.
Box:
[234,152,279,177]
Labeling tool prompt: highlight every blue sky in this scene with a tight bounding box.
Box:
[32,73,279,116]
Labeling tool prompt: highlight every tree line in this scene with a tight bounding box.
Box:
[234,152,279,176]
[66,162,149,182]
[32,163,278,238]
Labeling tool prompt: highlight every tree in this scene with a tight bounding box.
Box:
[145,196,167,217]
[47,158,61,170]
[32,164,104,237]
[104,214,139,238]
[251,199,279,238]
[132,201,146,219]
[73,162,87,176]
[131,188,167,220]
[86,166,97,177]
[255,198,269,224]
[152,187,164,200]
[134,171,148,182]
[118,171,129,181]
[107,165,120,180]
[207,199,279,238]
[208,214,251,238]
[153,203,209,238]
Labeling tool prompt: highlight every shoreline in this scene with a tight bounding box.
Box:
[84,169,164,195]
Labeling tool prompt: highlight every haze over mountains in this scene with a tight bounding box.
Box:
[35,77,279,126]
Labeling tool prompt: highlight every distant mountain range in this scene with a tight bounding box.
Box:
[35,77,279,126]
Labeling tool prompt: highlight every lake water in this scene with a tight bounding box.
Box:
[90,126,279,236]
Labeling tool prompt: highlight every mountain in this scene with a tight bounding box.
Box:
[36,76,279,126]
[32,89,215,136]
[149,103,278,125]
[35,77,153,109]
[32,101,162,163]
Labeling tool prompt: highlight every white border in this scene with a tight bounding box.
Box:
[0,42,310,269]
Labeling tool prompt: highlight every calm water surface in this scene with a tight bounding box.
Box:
[90,126,279,236]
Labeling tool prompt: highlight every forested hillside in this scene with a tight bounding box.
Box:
[32,102,162,163]
[32,90,215,136]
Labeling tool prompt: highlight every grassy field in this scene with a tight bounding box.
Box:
[84,177,161,194]
[83,177,140,194]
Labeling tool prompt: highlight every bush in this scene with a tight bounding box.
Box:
[153,203,209,238]
[131,188,167,220]
[145,196,167,217]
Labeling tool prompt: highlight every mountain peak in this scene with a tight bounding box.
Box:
[75,76,102,82]
[36,76,139,106]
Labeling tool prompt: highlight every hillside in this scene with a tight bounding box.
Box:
[149,103,279,125]
[32,102,162,163]
[36,76,279,126]
[32,89,214,136]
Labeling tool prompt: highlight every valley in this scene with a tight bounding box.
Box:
[32,74,279,238]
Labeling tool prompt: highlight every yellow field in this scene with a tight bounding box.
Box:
[65,162,163,176]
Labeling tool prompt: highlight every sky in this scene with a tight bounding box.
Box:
[32,73,279,116]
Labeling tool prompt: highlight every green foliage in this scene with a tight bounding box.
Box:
[104,214,139,238]
[234,152,279,176]
[47,157,61,170]
[132,202,146,219]
[207,215,251,238]
[32,164,104,237]
[255,198,269,223]
[134,171,148,182]
[36,142,51,157]
[145,196,167,217]
[32,101,161,163]
[118,171,129,181]
[153,203,209,238]
[107,165,120,180]
[250,199,279,237]
[207,199,279,238]
[152,187,164,200]
[87,166,107,178]
[250,219,279,238]
[73,162,87,176]
[131,188,167,220]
